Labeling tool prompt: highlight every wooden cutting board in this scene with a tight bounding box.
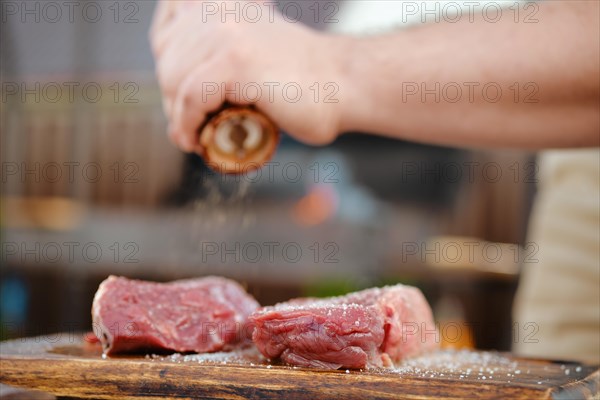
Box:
[1,334,598,399]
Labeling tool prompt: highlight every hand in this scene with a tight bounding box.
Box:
[150,1,346,154]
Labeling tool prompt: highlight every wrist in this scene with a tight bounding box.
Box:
[330,34,364,134]
[308,32,356,144]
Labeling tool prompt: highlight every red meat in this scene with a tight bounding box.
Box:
[92,276,259,355]
[250,285,438,369]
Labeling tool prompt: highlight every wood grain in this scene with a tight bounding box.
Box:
[1,335,598,399]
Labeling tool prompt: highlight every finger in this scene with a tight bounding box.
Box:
[155,12,220,103]
[167,123,197,153]
[155,35,195,118]
[166,123,185,150]
[171,62,233,152]
[149,0,178,47]
[150,10,185,58]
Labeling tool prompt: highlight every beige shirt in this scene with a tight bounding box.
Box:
[513,149,600,364]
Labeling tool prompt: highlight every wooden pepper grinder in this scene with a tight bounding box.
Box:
[198,105,279,174]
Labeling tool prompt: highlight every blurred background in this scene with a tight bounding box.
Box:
[1,0,537,352]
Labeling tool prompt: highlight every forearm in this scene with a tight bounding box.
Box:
[337,1,599,149]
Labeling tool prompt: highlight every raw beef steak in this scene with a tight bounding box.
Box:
[250,285,438,369]
[92,276,259,355]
